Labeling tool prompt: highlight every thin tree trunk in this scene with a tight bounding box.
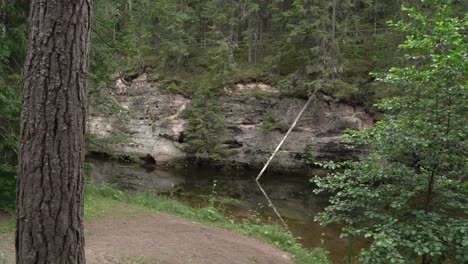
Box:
[255,95,315,229]
[374,0,377,34]
[199,16,205,47]
[254,12,260,64]
[0,0,5,37]
[128,0,133,20]
[332,0,336,41]
[248,17,252,63]
[16,0,92,263]
[256,96,315,182]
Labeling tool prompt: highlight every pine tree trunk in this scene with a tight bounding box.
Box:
[16,0,92,263]
[332,0,336,41]
[248,17,252,63]
[0,0,4,37]
[374,0,377,34]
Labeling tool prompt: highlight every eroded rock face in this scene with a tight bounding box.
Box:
[88,74,188,162]
[87,76,373,169]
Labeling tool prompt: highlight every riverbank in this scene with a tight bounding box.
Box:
[0,182,329,264]
[86,157,369,263]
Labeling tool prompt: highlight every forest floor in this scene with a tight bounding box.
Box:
[0,206,291,264]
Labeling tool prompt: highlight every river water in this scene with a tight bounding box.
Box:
[87,158,365,263]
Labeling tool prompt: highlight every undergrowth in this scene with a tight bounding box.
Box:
[0,218,14,234]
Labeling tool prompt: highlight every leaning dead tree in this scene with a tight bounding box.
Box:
[255,95,315,230]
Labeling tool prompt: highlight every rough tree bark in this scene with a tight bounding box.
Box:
[16,0,92,263]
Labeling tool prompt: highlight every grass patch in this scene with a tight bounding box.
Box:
[0,216,14,234]
[85,182,330,264]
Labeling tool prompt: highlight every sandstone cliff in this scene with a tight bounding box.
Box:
[87,74,373,169]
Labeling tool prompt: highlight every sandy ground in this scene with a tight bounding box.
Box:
[0,212,291,264]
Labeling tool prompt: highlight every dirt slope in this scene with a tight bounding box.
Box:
[0,212,291,264]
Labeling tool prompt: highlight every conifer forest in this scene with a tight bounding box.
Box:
[0,0,467,263]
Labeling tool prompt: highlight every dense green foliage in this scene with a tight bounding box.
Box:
[314,2,467,263]
[91,0,409,100]
[0,0,27,212]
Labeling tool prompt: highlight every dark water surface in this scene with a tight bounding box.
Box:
[87,158,366,263]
